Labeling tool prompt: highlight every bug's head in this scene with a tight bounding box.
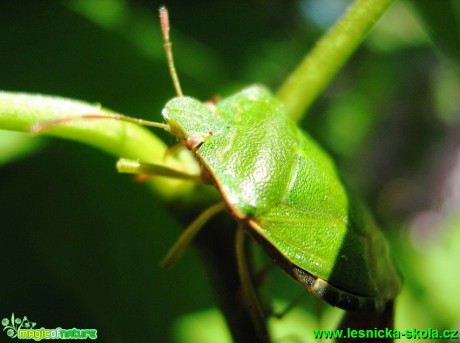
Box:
[158,8,224,151]
[162,96,225,150]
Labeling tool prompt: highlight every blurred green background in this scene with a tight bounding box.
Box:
[1,0,459,342]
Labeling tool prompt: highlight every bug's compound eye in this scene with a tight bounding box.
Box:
[186,136,204,151]
[185,131,214,151]
[203,100,217,112]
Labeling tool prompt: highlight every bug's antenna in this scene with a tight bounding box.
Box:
[159,6,184,97]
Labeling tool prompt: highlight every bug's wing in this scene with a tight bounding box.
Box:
[248,199,400,304]
[195,86,400,308]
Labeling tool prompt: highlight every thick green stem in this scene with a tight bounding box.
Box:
[0,91,198,199]
[277,0,396,121]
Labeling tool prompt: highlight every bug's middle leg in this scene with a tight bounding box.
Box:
[235,225,269,341]
[117,158,203,183]
[161,202,226,269]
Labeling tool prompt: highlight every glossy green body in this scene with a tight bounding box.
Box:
[163,85,400,311]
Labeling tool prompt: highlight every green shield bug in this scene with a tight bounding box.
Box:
[157,85,401,309]
[155,6,401,311]
[34,5,401,336]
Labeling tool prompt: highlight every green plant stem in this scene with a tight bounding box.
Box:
[0,91,197,199]
[277,0,396,122]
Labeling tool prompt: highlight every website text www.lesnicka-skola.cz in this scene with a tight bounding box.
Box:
[312,328,459,340]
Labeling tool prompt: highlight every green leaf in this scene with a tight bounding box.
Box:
[0,130,42,166]
[410,0,460,63]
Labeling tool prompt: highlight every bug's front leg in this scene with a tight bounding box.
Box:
[116,158,204,183]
